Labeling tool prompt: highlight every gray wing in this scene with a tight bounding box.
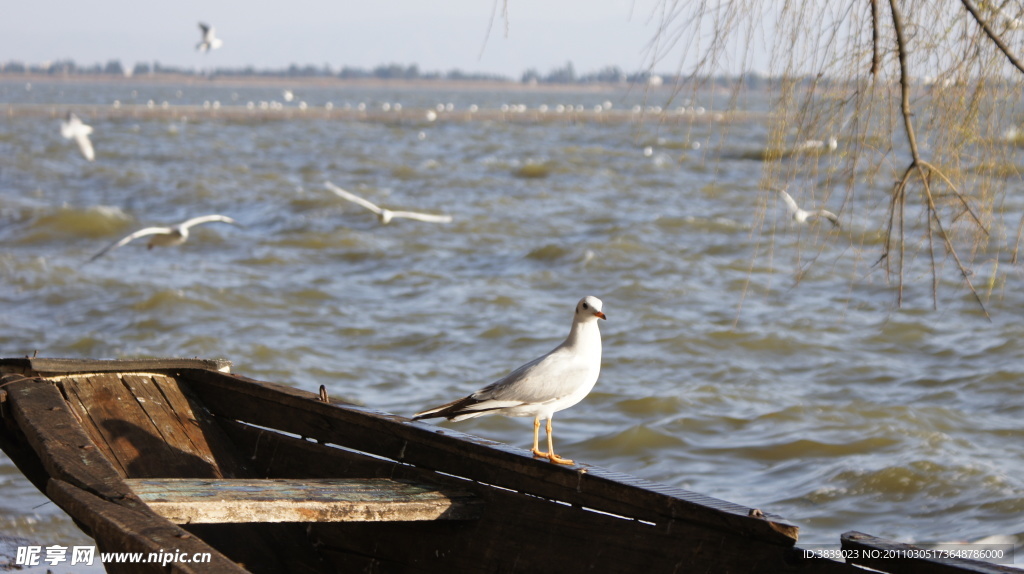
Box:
[776,188,800,216]
[814,210,840,228]
[197,23,213,51]
[414,347,586,420]
[74,133,95,161]
[88,227,171,262]
[475,346,587,405]
[325,181,383,215]
[386,210,453,223]
[178,214,238,229]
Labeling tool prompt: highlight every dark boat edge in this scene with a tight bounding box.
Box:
[0,357,1015,574]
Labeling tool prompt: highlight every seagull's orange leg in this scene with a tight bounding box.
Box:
[545,417,574,465]
[530,416,549,458]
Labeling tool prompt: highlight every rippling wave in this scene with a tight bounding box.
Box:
[1,79,1022,556]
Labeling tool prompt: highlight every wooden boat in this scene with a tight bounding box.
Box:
[0,357,1015,573]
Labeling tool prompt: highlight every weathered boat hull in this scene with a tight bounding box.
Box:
[0,358,1014,573]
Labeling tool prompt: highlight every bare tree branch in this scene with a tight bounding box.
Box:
[479,0,510,61]
[652,0,1019,315]
[870,0,881,76]
[960,0,1024,74]
[1013,214,1024,264]
[917,160,989,236]
[887,0,991,319]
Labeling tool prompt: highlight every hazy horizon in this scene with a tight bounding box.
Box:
[0,1,726,80]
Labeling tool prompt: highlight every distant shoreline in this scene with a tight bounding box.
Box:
[0,72,657,94]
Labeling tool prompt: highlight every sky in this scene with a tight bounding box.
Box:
[0,1,698,79]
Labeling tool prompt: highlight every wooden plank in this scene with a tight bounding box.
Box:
[58,373,221,479]
[3,376,139,505]
[46,479,247,574]
[151,373,249,479]
[58,375,130,477]
[120,374,222,472]
[0,357,232,375]
[2,374,328,573]
[182,368,800,546]
[220,419,860,573]
[124,478,481,524]
[0,378,56,494]
[841,531,1020,574]
[216,418,399,479]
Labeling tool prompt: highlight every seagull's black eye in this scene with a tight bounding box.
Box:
[582,302,589,310]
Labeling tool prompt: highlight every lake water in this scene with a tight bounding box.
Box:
[1,77,1022,566]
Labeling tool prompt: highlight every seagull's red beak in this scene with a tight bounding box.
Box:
[594,311,607,320]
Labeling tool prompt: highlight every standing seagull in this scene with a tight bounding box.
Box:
[88,214,239,261]
[793,137,838,152]
[414,296,606,465]
[776,188,840,227]
[196,23,223,53]
[60,112,94,161]
[325,181,453,225]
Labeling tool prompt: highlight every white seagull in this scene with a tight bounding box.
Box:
[414,296,606,465]
[196,23,223,53]
[60,112,95,161]
[324,181,453,225]
[776,188,840,227]
[793,137,838,152]
[88,214,239,262]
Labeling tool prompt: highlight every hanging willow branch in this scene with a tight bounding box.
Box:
[648,0,1024,315]
[870,0,881,76]
[960,0,1024,74]
[884,0,990,319]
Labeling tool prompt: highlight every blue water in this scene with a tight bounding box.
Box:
[1,77,1022,563]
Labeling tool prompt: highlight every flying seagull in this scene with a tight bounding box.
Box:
[196,23,223,53]
[60,112,95,161]
[324,181,453,225]
[776,188,840,227]
[88,214,239,261]
[414,296,606,465]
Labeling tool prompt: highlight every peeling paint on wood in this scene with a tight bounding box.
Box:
[125,478,480,524]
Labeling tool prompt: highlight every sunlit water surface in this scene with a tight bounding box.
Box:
[1,79,1022,564]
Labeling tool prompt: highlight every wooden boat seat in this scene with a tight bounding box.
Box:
[125,477,481,524]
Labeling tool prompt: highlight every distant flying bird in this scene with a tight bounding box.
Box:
[196,23,223,53]
[60,112,94,161]
[776,188,840,227]
[88,214,239,261]
[414,296,606,465]
[324,181,453,225]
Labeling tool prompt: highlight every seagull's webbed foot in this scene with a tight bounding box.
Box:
[532,448,574,465]
[546,453,574,465]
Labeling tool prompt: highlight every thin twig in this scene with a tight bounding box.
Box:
[917,165,991,319]
[917,159,989,236]
[922,167,939,310]
[960,0,1024,74]
[1013,214,1024,264]
[887,0,990,319]
[888,1,920,156]
[479,0,510,60]
[870,0,881,75]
